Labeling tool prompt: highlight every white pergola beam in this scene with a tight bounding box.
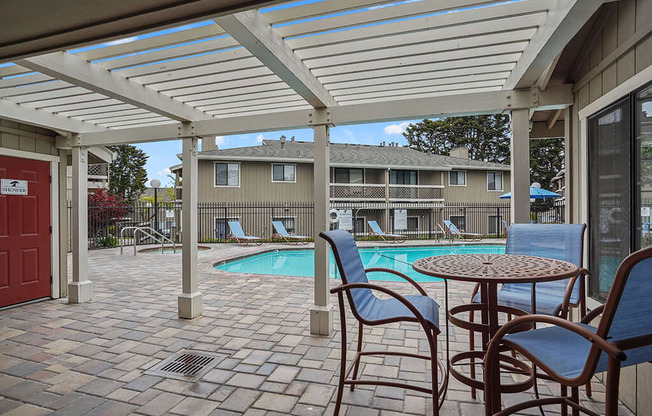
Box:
[78,85,573,146]
[215,11,337,108]
[17,52,213,122]
[0,98,107,133]
[503,0,604,89]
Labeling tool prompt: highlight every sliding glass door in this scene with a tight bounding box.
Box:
[588,82,652,301]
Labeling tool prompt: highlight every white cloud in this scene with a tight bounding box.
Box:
[256,134,265,142]
[384,122,410,135]
[158,168,172,177]
[215,136,225,145]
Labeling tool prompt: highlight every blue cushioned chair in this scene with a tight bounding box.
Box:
[467,224,588,399]
[321,229,445,416]
[484,246,652,416]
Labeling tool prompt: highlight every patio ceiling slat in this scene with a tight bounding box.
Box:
[52,101,134,116]
[161,75,283,98]
[323,64,515,90]
[318,55,521,85]
[263,0,398,25]
[208,102,311,117]
[303,30,536,70]
[66,105,143,119]
[0,80,71,98]
[287,0,550,52]
[310,42,528,77]
[173,82,291,103]
[81,109,154,124]
[329,73,511,96]
[199,96,306,113]
[17,93,115,110]
[0,73,52,89]
[101,116,171,128]
[275,0,507,38]
[149,67,275,92]
[6,86,93,103]
[0,98,106,132]
[185,89,300,108]
[337,85,504,106]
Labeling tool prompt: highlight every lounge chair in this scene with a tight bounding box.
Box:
[466,223,588,398]
[484,245,652,416]
[320,229,446,415]
[367,220,406,243]
[227,221,263,246]
[271,221,310,245]
[502,219,510,238]
[443,219,484,241]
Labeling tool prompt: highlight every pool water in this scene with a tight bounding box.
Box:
[214,245,505,282]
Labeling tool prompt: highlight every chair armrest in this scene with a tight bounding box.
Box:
[365,267,428,296]
[581,305,604,325]
[330,282,433,331]
[559,268,591,319]
[489,314,625,362]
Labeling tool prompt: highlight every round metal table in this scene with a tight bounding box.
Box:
[412,253,579,406]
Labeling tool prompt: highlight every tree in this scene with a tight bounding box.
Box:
[140,187,176,207]
[403,116,564,189]
[88,189,127,245]
[403,115,511,164]
[108,145,148,203]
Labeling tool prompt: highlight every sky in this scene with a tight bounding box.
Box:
[139,119,422,186]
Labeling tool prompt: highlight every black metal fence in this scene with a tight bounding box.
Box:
[70,200,566,251]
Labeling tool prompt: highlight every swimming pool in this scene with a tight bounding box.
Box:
[214,245,505,282]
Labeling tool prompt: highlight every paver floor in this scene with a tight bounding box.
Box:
[0,242,634,415]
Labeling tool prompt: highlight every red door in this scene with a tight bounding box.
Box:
[0,156,51,308]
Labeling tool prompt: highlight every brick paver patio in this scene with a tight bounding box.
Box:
[0,242,634,415]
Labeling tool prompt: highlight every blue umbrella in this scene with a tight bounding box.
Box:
[499,186,562,200]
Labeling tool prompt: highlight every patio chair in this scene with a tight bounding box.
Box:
[227,221,263,246]
[443,220,484,241]
[484,246,652,416]
[271,220,310,245]
[467,223,588,398]
[367,220,407,243]
[502,219,510,238]
[321,229,446,415]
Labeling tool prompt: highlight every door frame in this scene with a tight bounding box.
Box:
[0,148,61,301]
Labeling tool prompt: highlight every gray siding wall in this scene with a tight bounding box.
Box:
[568,1,652,414]
[0,119,58,156]
[443,170,511,203]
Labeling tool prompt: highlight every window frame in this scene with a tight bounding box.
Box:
[334,168,364,184]
[487,171,504,191]
[449,170,467,186]
[271,163,297,183]
[214,161,241,188]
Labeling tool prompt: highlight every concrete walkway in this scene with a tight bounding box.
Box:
[0,243,632,415]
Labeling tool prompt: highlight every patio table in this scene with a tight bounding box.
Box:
[412,253,579,410]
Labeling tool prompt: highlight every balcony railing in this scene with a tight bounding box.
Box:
[330,183,444,201]
[88,163,108,179]
[389,184,443,201]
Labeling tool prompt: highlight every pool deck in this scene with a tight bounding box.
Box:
[0,241,633,416]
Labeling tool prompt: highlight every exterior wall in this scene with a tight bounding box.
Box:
[197,160,314,203]
[568,1,652,413]
[0,119,59,157]
[443,170,511,203]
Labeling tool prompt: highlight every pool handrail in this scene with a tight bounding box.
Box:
[120,226,177,255]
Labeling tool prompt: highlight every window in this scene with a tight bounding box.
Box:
[215,163,240,187]
[449,170,466,186]
[390,170,417,185]
[334,168,363,184]
[487,172,503,191]
[272,164,296,182]
[272,217,295,234]
[449,215,466,231]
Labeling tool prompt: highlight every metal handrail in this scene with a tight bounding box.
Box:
[119,226,177,255]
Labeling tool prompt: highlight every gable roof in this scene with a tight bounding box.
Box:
[191,140,509,171]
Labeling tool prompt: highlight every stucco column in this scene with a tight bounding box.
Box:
[510,109,530,223]
[178,135,203,319]
[69,143,92,303]
[311,116,333,335]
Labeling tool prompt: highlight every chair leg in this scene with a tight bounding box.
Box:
[605,357,621,416]
[350,322,363,391]
[560,385,568,416]
[333,296,348,416]
[427,328,439,416]
[585,380,592,398]
[469,308,477,399]
[571,386,580,416]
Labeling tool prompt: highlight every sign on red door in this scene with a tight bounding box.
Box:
[0,155,51,308]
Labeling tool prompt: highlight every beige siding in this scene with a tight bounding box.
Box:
[568,1,652,414]
[0,118,58,157]
[197,160,314,203]
[443,170,510,203]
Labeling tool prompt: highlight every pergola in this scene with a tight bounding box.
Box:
[0,0,603,333]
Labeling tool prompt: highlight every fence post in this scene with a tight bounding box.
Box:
[224,206,228,244]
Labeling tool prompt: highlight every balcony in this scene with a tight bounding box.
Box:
[87,163,109,180]
[330,183,444,202]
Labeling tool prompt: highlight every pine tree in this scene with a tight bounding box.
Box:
[107,145,148,203]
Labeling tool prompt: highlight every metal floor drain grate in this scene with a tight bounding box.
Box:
[145,350,223,382]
